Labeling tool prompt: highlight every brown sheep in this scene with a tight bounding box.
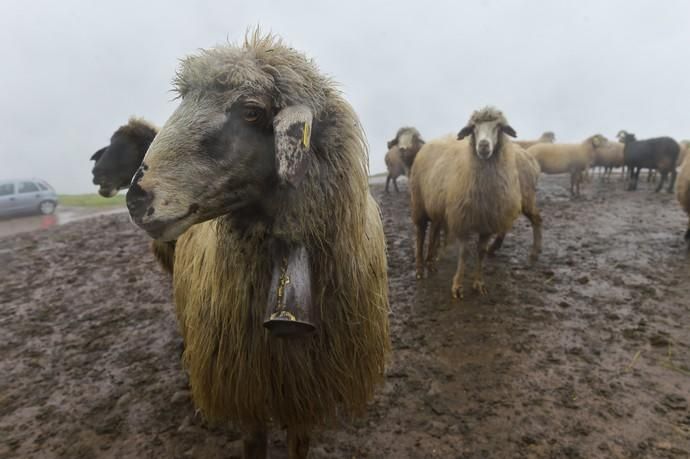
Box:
[527,136,602,197]
[125,31,390,458]
[410,107,522,299]
[676,154,690,242]
[514,131,555,149]
[384,127,424,192]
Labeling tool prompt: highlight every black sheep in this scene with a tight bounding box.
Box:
[617,130,679,192]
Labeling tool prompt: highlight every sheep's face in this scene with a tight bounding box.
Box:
[396,131,424,168]
[126,87,314,241]
[457,118,517,160]
[91,132,151,198]
[616,131,635,144]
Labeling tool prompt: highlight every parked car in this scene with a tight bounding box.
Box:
[0,178,58,217]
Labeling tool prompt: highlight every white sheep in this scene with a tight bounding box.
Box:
[409,106,522,299]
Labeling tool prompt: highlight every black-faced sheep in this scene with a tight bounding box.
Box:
[616,130,679,192]
[384,127,424,193]
[90,117,157,197]
[514,131,555,149]
[527,136,602,197]
[125,31,390,458]
[89,119,175,274]
[676,155,690,242]
[410,107,522,299]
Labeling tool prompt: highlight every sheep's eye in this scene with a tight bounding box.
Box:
[243,108,261,123]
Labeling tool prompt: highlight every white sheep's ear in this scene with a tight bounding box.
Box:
[457,125,474,140]
[273,105,314,187]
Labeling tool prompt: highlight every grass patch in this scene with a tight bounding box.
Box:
[58,194,126,208]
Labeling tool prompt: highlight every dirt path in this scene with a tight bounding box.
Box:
[1,175,689,458]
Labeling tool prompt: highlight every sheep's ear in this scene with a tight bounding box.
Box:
[387,138,397,149]
[273,105,314,187]
[91,146,107,162]
[502,125,517,138]
[457,125,474,140]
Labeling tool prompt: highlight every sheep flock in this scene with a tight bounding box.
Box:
[84,30,690,458]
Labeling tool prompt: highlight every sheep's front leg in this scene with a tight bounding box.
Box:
[451,239,468,299]
[393,177,400,193]
[287,427,310,459]
[243,428,267,459]
[472,234,491,296]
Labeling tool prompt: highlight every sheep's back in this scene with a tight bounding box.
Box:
[528,143,590,174]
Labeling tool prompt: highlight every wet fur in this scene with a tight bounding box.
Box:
[410,115,522,282]
[154,32,390,434]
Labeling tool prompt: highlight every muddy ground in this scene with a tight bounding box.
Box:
[1,174,689,458]
[0,207,126,239]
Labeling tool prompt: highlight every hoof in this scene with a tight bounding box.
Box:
[451,286,463,300]
[472,281,488,296]
[416,272,424,280]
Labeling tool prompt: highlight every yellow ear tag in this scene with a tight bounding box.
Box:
[302,122,310,149]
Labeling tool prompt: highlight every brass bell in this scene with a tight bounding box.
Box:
[263,244,318,337]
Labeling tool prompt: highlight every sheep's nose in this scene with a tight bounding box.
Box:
[478,139,490,150]
[126,181,153,222]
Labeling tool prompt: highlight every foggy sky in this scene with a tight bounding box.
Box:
[1,0,689,194]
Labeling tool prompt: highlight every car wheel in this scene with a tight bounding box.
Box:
[39,200,56,215]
